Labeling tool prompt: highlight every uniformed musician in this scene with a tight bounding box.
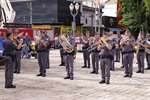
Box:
[81,31,91,68]
[115,31,122,62]
[109,30,116,71]
[98,32,114,84]
[13,29,23,74]
[36,30,48,77]
[58,30,65,66]
[44,30,51,69]
[136,31,148,73]
[63,31,76,80]
[89,32,100,74]
[145,33,150,70]
[2,30,23,88]
[120,30,136,78]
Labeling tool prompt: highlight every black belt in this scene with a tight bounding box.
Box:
[123,51,134,54]
[36,49,47,53]
[15,49,22,51]
[99,55,113,60]
[4,54,16,62]
[92,51,99,53]
[139,49,145,52]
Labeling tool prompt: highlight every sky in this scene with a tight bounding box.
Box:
[82,0,117,17]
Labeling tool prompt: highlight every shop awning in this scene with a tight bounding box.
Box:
[108,28,124,32]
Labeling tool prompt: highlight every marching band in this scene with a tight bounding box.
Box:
[1,28,150,88]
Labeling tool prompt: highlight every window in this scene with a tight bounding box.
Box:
[85,18,88,24]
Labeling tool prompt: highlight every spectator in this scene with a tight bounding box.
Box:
[22,32,31,59]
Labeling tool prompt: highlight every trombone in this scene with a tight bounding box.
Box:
[87,37,111,52]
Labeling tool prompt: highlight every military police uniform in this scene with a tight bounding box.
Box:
[115,33,122,62]
[90,34,100,74]
[136,32,148,73]
[145,33,150,70]
[64,32,76,80]
[14,29,22,74]
[120,30,136,78]
[109,31,116,71]
[59,31,66,66]
[82,35,90,68]
[120,46,124,68]
[2,30,22,88]
[44,30,51,69]
[99,32,113,84]
[36,31,48,77]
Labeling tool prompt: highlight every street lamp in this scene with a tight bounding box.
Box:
[69,2,79,37]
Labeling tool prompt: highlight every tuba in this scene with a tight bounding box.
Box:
[145,40,150,54]
[59,35,73,53]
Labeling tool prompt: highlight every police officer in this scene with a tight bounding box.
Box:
[64,31,76,80]
[44,30,51,69]
[145,33,150,70]
[2,30,23,88]
[120,46,124,68]
[109,30,116,71]
[81,31,91,68]
[36,30,48,77]
[14,29,22,74]
[120,30,136,78]
[98,32,113,84]
[115,31,122,62]
[136,31,148,73]
[59,30,65,66]
[89,32,100,74]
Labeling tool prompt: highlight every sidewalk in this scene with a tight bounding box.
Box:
[0,50,150,100]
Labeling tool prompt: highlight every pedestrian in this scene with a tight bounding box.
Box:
[63,31,76,80]
[22,32,31,59]
[2,29,23,88]
[98,32,114,84]
[36,30,48,77]
[120,30,136,78]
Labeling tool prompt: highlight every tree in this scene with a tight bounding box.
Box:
[117,0,150,36]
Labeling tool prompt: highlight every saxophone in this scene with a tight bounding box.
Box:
[134,36,141,53]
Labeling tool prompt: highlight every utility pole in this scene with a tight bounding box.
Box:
[30,2,32,24]
[91,0,94,31]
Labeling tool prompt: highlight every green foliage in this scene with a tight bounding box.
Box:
[117,0,150,34]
